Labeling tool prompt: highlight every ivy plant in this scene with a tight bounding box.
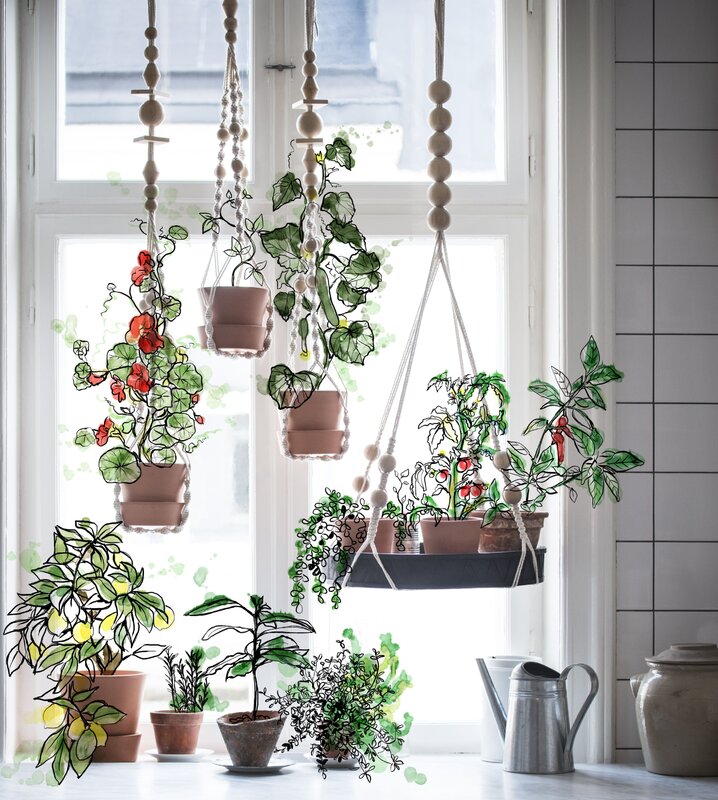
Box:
[3,519,172,782]
[71,222,208,484]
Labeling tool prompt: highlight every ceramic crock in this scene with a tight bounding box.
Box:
[631,642,718,776]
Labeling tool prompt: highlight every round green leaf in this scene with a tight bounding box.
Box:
[106,343,137,380]
[170,388,192,413]
[150,447,177,466]
[148,385,172,410]
[168,225,189,240]
[98,447,141,484]
[148,425,174,447]
[74,428,94,448]
[329,320,374,365]
[169,363,203,393]
[166,412,196,442]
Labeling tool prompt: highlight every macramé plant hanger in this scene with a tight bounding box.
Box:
[199,0,274,358]
[338,0,542,592]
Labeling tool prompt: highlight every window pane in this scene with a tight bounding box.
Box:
[311,235,508,723]
[55,237,253,709]
[315,0,505,182]
[59,0,251,181]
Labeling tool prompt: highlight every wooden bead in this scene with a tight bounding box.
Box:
[240,128,249,142]
[427,207,450,231]
[217,127,230,141]
[294,276,306,293]
[223,0,239,14]
[494,450,511,471]
[144,185,159,199]
[231,158,244,174]
[428,79,452,104]
[306,186,318,202]
[429,107,452,131]
[427,181,451,207]
[144,45,158,62]
[215,165,226,179]
[304,49,316,62]
[364,444,380,461]
[302,76,319,102]
[306,274,316,289]
[370,489,388,508]
[378,454,396,473]
[303,171,319,187]
[143,62,160,90]
[428,131,452,157]
[145,198,158,212]
[143,160,159,185]
[302,62,318,78]
[138,98,164,127]
[297,110,322,138]
[225,30,237,44]
[303,148,317,172]
[224,17,238,30]
[352,476,369,494]
[304,237,318,253]
[229,121,241,136]
[241,165,249,179]
[145,26,157,40]
[503,487,523,506]
[427,156,452,182]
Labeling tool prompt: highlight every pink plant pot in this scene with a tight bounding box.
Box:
[285,390,343,430]
[120,463,186,503]
[120,501,183,527]
[198,324,267,353]
[420,517,483,554]
[285,429,345,456]
[473,511,547,553]
[199,286,270,326]
[341,518,395,553]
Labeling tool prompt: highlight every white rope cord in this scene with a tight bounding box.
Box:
[343,0,538,589]
[200,0,273,359]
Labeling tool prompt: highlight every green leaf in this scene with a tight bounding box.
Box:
[37,730,65,767]
[342,250,382,292]
[271,172,302,211]
[581,337,600,372]
[92,705,125,725]
[590,364,623,385]
[507,446,527,473]
[74,728,97,762]
[604,470,621,501]
[600,449,645,472]
[325,137,355,170]
[74,428,95,448]
[321,190,355,223]
[329,321,374,365]
[168,224,189,240]
[148,426,174,447]
[228,660,253,677]
[145,349,172,382]
[259,223,302,273]
[336,280,366,309]
[185,594,242,616]
[106,343,137,380]
[166,412,196,442]
[482,507,498,527]
[52,740,70,785]
[590,426,604,450]
[72,340,89,359]
[588,465,605,506]
[36,645,73,671]
[148,385,172,410]
[261,611,315,631]
[569,425,595,457]
[315,266,339,327]
[587,385,606,409]
[170,388,192,413]
[327,219,365,249]
[273,291,296,321]
[528,380,561,404]
[98,447,141,484]
[169,363,203,393]
[150,447,177,466]
[552,367,572,397]
[156,295,182,321]
[523,417,547,435]
[267,364,320,409]
[264,648,310,668]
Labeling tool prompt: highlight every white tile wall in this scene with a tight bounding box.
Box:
[655,474,718,540]
[654,0,718,61]
[616,267,653,332]
[654,404,718,472]
[616,0,653,61]
[655,199,718,264]
[655,336,718,402]
[617,543,653,609]
[616,612,653,679]
[615,680,642,748]
[655,542,718,609]
[616,131,653,197]
[655,268,718,333]
[616,198,653,264]
[615,335,652,402]
[616,403,653,471]
[616,473,654,541]
[616,63,654,129]
[654,612,718,652]
[655,132,718,197]
[655,64,718,128]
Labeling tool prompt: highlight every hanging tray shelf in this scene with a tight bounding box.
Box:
[332,548,546,590]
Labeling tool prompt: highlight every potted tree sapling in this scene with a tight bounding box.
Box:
[184,593,314,767]
[150,646,211,756]
[71,222,208,528]
[3,519,172,778]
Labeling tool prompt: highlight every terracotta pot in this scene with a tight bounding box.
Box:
[119,463,186,527]
[474,511,547,553]
[420,517,483,554]
[285,430,345,456]
[286,390,342,431]
[120,501,183,527]
[631,643,718,776]
[198,324,267,353]
[217,710,285,768]
[77,670,146,763]
[199,286,270,326]
[341,518,395,553]
[150,710,203,755]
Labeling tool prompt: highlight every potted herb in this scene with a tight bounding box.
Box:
[71,223,207,528]
[184,593,314,767]
[150,646,211,755]
[266,628,415,781]
[3,520,172,778]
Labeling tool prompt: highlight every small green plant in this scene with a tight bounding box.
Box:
[266,628,423,783]
[161,647,211,713]
[3,519,172,782]
[184,594,315,719]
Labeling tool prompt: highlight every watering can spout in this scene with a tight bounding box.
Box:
[476,658,507,741]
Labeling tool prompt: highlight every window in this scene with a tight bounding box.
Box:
[7,0,540,754]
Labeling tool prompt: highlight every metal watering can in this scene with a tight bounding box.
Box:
[476,658,599,774]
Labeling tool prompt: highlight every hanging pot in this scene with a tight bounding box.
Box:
[119,463,186,528]
[420,517,483,554]
[341,518,394,554]
[217,711,285,768]
[473,511,547,553]
[285,390,344,457]
[77,670,146,763]
[198,286,270,353]
[150,710,204,755]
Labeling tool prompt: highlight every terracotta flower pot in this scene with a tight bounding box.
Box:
[150,710,203,755]
[473,511,547,553]
[217,711,285,768]
[285,390,344,457]
[119,463,186,527]
[199,286,270,353]
[77,670,146,763]
[420,517,483,554]
[341,518,395,553]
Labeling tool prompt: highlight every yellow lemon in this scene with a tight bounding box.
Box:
[299,350,310,362]
[72,622,92,643]
[28,643,40,664]
[90,723,107,747]
[42,704,66,729]
[99,613,117,636]
[68,717,86,740]
[153,607,175,630]
[47,609,67,634]
[112,579,130,595]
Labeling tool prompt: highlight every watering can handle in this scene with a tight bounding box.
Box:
[560,663,600,759]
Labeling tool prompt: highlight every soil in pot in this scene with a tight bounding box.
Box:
[420,517,483,554]
[217,711,285,768]
[150,710,203,755]
[474,511,547,553]
[341,518,395,553]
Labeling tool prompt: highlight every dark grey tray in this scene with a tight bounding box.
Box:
[335,548,545,590]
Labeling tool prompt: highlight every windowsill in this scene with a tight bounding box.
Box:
[3,758,718,799]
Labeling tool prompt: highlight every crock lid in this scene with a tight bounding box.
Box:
[648,643,718,665]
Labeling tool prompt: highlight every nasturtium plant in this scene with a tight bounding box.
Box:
[201,135,385,409]
[3,520,172,783]
[71,223,208,484]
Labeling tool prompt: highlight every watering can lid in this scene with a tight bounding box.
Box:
[648,643,718,665]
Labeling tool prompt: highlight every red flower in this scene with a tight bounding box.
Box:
[126,313,164,354]
[110,375,126,403]
[87,372,106,386]
[459,485,471,498]
[95,417,113,447]
[191,394,200,405]
[127,362,152,394]
[195,415,205,425]
[131,250,154,286]
[470,483,484,498]
[552,431,565,464]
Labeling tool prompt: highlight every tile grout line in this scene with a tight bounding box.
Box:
[651,0,657,658]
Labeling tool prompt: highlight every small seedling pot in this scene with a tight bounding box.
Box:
[473,511,547,553]
[199,286,270,353]
[217,711,285,768]
[150,710,204,755]
[420,517,484,554]
[119,463,187,528]
[285,390,344,457]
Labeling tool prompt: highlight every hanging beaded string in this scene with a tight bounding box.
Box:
[343,0,538,589]
[113,0,191,534]
[278,0,350,461]
[200,0,273,358]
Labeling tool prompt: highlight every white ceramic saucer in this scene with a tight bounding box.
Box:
[303,752,360,770]
[146,748,214,763]
[214,757,294,775]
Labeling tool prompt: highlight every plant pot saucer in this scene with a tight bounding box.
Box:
[198,324,267,353]
[285,429,344,456]
[120,501,184,527]
[303,753,359,770]
[214,757,293,775]
[146,748,213,763]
